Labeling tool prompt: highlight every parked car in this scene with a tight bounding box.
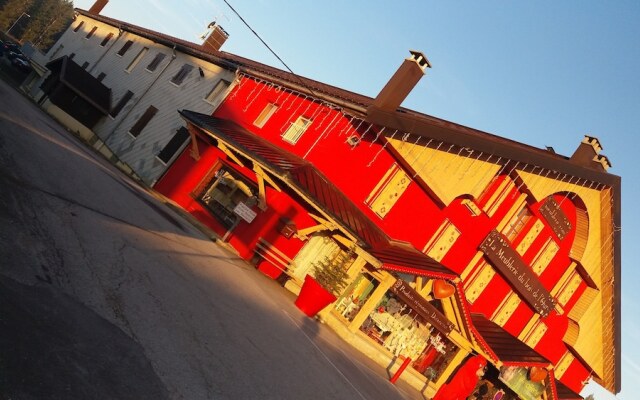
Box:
[7,50,24,61]
[11,57,31,73]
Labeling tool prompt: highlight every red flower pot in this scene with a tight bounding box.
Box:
[295,275,337,317]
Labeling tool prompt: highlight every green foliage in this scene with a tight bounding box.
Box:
[0,0,73,49]
[312,248,354,296]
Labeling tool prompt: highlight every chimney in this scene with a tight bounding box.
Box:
[570,135,611,171]
[88,0,108,14]
[201,22,229,52]
[372,50,431,112]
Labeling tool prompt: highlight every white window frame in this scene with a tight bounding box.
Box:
[204,79,231,104]
[125,47,148,73]
[282,116,312,144]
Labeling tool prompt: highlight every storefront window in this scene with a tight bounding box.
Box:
[197,166,256,229]
[357,290,458,382]
[334,273,378,321]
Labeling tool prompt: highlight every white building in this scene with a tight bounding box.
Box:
[27,1,238,185]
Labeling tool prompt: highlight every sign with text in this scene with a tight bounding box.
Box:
[389,279,455,334]
[539,196,572,240]
[479,230,556,317]
[233,202,257,223]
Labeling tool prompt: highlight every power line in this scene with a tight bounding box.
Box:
[220,0,318,97]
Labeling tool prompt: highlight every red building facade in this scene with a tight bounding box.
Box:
[156,53,620,400]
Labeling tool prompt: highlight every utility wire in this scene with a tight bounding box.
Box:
[220,0,318,97]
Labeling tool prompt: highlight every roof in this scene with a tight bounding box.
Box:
[45,56,111,114]
[470,313,549,367]
[179,110,455,278]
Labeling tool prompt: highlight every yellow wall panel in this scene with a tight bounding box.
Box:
[423,219,461,262]
[464,262,495,304]
[388,137,501,205]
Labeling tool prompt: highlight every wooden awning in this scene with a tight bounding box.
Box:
[45,56,111,115]
[469,313,549,367]
[179,110,456,278]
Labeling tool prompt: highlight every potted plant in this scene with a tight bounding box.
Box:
[294,248,354,317]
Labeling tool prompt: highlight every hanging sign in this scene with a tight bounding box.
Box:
[233,202,257,223]
[479,230,556,317]
[389,279,455,334]
[539,196,572,240]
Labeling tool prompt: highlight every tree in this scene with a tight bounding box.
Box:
[0,0,73,49]
[23,0,73,48]
[0,0,35,34]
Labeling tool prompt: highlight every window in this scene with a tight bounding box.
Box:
[204,79,230,103]
[282,116,312,144]
[73,21,84,32]
[502,205,533,242]
[125,47,148,73]
[146,53,166,72]
[97,72,106,82]
[116,40,133,56]
[170,64,193,85]
[129,105,158,137]
[157,127,190,164]
[253,103,278,128]
[86,26,97,39]
[196,166,256,229]
[81,61,89,69]
[100,32,114,47]
[110,90,134,117]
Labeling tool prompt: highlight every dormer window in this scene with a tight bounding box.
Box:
[282,116,311,144]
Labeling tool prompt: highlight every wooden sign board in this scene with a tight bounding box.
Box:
[233,202,257,223]
[539,196,572,240]
[389,279,455,334]
[479,230,556,317]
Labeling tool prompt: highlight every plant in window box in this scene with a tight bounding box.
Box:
[294,248,354,317]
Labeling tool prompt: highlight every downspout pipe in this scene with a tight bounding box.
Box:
[88,26,124,74]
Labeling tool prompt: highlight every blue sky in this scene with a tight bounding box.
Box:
[73,1,639,398]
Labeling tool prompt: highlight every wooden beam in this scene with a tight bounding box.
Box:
[253,164,282,192]
[186,125,200,160]
[218,142,245,167]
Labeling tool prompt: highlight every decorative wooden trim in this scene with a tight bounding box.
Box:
[515,219,544,255]
[422,219,461,262]
[530,237,560,275]
[554,351,575,379]
[463,261,495,304]
[491,292,521,327]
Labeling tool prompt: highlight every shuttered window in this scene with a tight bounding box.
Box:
[170,64,193,85]
[116,40,133,56]
[110,90,133,118]
[129,106,158,137]
[157,127,190,164]
[100,33,114,47]
[73,21,84,32]
[86,26,97,39]
[146,53,166,72]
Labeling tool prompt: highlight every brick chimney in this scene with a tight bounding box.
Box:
[88,0,108,14]
[570,135,611,171]
[201,22,229,52]
[372,50,431,112]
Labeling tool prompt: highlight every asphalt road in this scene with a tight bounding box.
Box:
[0,79,426,400]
